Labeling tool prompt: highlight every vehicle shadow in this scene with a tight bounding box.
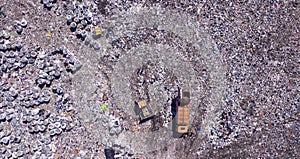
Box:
[171,97,182,138]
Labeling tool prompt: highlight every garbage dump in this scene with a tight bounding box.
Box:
[0,0,298,158]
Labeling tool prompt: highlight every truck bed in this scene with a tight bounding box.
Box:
[177,106,189,125]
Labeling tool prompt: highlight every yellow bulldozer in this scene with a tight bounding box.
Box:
[135,100,154,123]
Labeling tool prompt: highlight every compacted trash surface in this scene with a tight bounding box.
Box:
[0,0,299,159]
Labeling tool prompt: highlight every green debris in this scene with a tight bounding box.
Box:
[100,102,108,111]
[0,9,6,17]
[92,27,102,39]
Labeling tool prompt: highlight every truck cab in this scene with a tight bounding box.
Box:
[178,89,191,106]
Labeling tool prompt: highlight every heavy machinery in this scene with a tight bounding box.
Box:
[175,88,190,134]
[135,100,154,123]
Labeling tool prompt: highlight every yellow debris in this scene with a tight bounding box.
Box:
[65,112,70,117]
[132,125,138,132]
[54,154,60,159]
[100,86,108,92]
[94,27,102,36]
[47,33,52,37]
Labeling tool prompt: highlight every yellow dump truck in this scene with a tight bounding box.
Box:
[175,88,190,134]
